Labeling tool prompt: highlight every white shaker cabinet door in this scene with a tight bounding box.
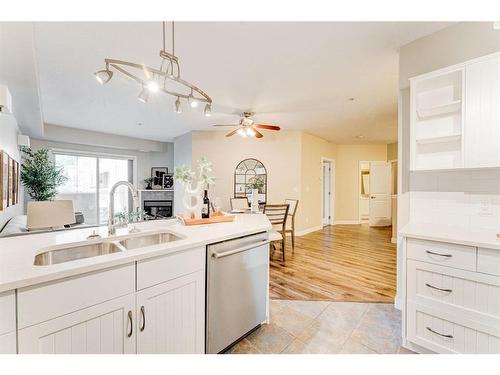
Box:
[136,270,205,354]
[18,294,136,354]
[465,55,500,168]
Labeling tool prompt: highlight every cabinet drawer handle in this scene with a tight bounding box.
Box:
[425,283,453,293]
[140,306,146,332]
[426,250,453,258]
[127,310,133,338]
[426,326,453,339]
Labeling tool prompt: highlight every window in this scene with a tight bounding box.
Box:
[54,152,134,226]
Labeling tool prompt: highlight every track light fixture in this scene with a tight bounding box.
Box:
[94,21,212,115]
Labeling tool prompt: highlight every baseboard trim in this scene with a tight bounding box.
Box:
[394,295,402,310]
[333,220,361,225]
[296,225,323,237]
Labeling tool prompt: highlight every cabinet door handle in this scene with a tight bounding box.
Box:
[426,250,453,258]
[426,326,453,339]
[127,310,133,338]
[425,283,452,293]
[140,306,146,332]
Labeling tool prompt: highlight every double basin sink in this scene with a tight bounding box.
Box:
[34,231,183,266]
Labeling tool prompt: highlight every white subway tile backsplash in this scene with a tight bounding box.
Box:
[409,168,500,230]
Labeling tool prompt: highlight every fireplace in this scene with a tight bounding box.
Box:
[143,200,173,219]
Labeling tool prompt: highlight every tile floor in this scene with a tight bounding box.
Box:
[225,300,415,354]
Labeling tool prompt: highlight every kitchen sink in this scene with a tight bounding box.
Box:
[119,232,182,250]
[34,242,124,266]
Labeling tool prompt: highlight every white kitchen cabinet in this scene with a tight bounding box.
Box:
[18,293,136,354]
[136,270,205,354]
[0,290,16,354]
[465,54,500,168]
[409,51,500,171]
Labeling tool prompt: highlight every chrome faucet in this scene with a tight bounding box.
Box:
[108,181,140,235]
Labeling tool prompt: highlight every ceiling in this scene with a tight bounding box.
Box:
[12,22,454,143]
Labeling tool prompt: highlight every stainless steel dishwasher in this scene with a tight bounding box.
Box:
[206,231,270,354]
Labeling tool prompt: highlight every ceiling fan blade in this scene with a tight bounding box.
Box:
[213,124,239,127]
[253,127,264,138]
[254,124,281,131]
[225,128,240,137]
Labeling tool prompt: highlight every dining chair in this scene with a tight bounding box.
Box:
[284,199,299,252]
[264,204,290,261]
[230,197,249,210]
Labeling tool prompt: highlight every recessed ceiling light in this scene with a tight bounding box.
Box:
[137,122,143,126]
[356,135,365,139]
[348,97,355,102]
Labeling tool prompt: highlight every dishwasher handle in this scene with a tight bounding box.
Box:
[212,240,270,259]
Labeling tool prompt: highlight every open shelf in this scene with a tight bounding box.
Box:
[415,134,461,145]
[417,100,461,120]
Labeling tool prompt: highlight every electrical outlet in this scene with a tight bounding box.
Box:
[478,197,493,216]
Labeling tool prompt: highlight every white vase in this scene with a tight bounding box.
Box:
[182,181,203,218]
[251,188,259,212]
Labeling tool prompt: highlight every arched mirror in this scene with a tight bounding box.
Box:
[234,158,267,204]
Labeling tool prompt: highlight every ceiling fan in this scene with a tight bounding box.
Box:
[212,112,281,138]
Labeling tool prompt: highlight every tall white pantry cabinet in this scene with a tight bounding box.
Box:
[410,52,500,171]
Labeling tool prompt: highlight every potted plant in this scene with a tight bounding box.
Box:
[19,147,67,201]
[143,177,154,190]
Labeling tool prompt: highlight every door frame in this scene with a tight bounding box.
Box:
[320,158,335,226]
[358,160,372,223]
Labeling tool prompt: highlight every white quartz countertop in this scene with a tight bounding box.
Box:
[0,214,271,293]
[399,222,500,251]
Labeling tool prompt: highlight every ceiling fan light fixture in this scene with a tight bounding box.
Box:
[94,69,113,85]
[174,97,182,113]
[237,128,247,138]
[204,103,212,117]
[138,87,150,103]
[246,127,256,137]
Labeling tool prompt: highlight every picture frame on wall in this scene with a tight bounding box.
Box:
[0,151,7,210]
[8,156,13,207]
[151,167,168,190]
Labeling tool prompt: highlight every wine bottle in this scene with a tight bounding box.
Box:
[202,190,210,219]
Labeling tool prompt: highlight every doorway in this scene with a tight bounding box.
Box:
[358,161,392,226]
[321,158,335,226]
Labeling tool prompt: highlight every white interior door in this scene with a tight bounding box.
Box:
[369,161,392,227]
[322,161,332,225]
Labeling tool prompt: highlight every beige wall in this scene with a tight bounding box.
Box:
[299,132,337,231]
[335,144,387,223]
[399,22,500,89]
[184,130,391,232]
[190,130,303,221]
[387,142,397,161]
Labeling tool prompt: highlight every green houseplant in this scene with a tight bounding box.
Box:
[20,147,67,201]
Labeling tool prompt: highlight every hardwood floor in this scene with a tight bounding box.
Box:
[269,224,396,303]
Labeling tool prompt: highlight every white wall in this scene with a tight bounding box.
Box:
[0,114,23,229]
[173,132,193,215]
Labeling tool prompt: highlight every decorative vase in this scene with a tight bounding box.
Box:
[251,188,259,213]
[182,181,203,218]
[145,183,152,190]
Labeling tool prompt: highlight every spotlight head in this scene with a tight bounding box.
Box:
[188,94,199,108]
[138,87,150,103]
[204,103,212,117]
[94,69,113,85]
[146,80,159,92]
[174,97,182,114]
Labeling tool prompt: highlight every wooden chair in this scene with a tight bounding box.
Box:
[230,197,249,210]
[264,204,289,261]
[284,199,299,252]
